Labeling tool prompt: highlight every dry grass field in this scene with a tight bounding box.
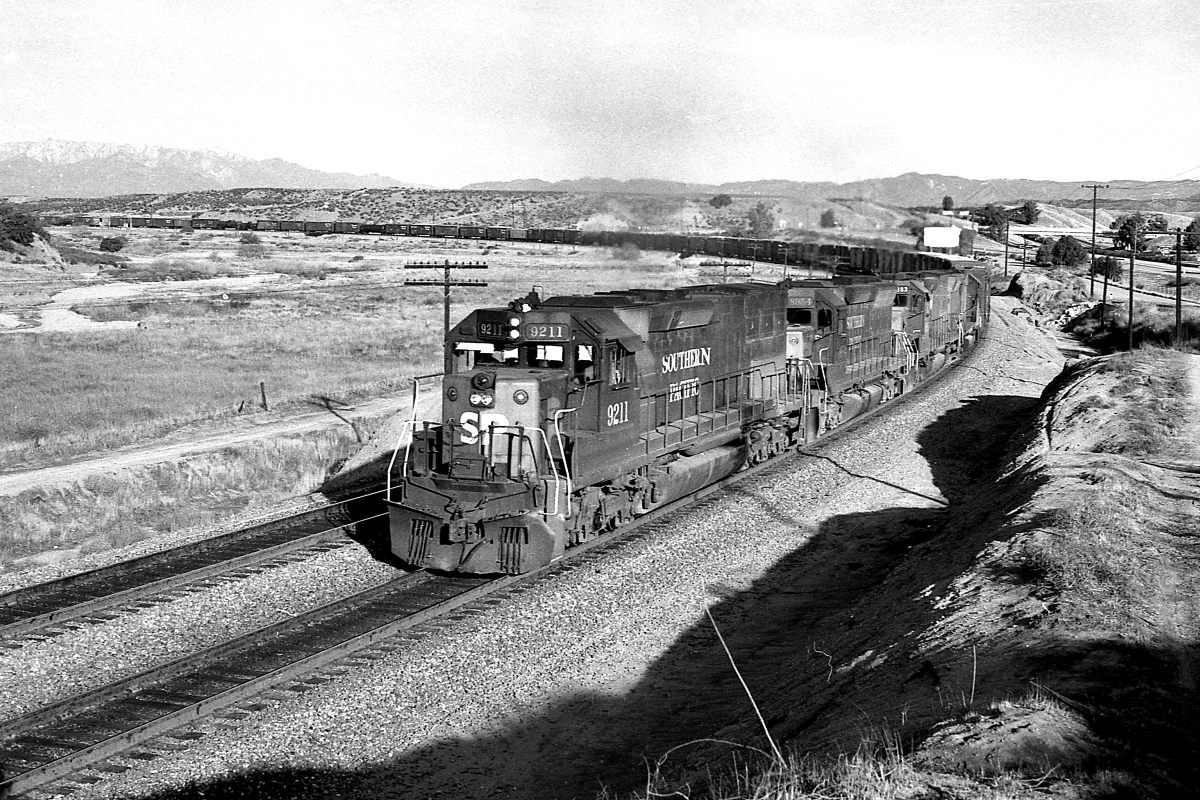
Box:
[0,228,696,470]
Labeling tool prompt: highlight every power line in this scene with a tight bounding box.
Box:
[1161,161,1200,182]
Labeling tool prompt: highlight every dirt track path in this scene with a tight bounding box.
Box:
[0,393,411,497]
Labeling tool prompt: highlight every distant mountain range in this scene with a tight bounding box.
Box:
[463,174,1200,207]
[0,140,426,198]
[5,139,1198,208]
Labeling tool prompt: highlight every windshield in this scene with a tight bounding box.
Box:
[454,342,566,369]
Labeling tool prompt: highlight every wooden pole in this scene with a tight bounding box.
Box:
[1127,224,1136,351]
[1176,228,1184,347]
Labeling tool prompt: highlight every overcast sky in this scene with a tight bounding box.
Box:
[1,0,1196,188]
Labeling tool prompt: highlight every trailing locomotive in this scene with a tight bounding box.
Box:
[384,264,989,574]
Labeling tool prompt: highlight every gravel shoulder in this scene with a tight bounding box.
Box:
[58,296,1075,799]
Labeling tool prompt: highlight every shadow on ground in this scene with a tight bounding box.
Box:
[114,391,1198,798]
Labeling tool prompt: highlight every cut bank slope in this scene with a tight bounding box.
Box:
[691,347,1200,798]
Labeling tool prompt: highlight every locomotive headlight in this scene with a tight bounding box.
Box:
[513,389,529,405]
[469,392,494,407]
[507,328,521,340]
[507,315,521,327]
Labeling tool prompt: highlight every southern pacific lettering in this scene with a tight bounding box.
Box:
[661,347,712,374]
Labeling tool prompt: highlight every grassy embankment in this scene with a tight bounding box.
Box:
[628,349,1194,799]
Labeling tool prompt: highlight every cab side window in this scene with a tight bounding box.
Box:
[607,343,632,387]
[575,344,596,383]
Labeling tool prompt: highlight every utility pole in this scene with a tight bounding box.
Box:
[1176,228,1184,346]
[405,260,489,373]
[1003,220,1010,278]
[1127,219,1136,351]
[1081,183,1109,298]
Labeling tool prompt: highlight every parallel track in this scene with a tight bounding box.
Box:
[0,493,383,643]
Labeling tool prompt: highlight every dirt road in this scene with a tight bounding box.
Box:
[0,393,411,497]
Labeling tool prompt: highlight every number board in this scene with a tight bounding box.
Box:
[522,323,569,341]
[477,321,504,338]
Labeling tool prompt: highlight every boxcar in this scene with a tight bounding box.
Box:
[458,226,485,239]
[256,220,281,232]
[408,224,434,237]
[304,221,335,235]
[431,224,458,238]
[333,222,361,235]
[385,223,412,236]
[279,220,305,232]
[484,227,509,240]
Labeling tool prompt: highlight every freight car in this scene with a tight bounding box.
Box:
[384,264,988,575]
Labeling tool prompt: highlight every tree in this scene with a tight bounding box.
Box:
[1091,256,1123,280]
[708,194,733,209]
[974,204,1009,238]
[0,203,43,252]
[819,209,837,228]
[1012,200,1040,225]
[99,236,126,252]
[1050,235,1088,266]
[942,195,954,211]
[1146,214,1169,233]
[747,202,776,237]
[1185,217,1200,252]
[1035,239,1055,266]
[1112,214,1147,252]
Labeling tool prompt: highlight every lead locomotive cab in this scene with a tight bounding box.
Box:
[385,292,593,574]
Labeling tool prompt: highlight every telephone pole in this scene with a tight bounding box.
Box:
[405,260,489,373]
[1081,183,1109,298]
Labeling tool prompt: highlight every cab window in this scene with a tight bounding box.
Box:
[607,343,632,387]
[575,344,597,383]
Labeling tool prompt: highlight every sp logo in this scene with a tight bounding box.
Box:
[459,411,510,445]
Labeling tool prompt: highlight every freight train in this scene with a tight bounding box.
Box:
[40,211,987,573]
[39,213,974,275]
[384,264,989,575]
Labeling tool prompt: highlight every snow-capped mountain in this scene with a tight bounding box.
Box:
[0,139,424,197]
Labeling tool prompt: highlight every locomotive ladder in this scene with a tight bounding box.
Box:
[894,331,918,374]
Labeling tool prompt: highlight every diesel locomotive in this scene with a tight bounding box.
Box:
[384,264,989,574]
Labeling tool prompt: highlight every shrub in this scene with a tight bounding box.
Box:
[238,243,267,259]
[99,236,127,252]
[1091,256,1123,280]
[240,231,262,245]
[0,203,44,252]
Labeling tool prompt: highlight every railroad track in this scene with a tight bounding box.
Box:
[0,491,385,644]
[0,335,991,796]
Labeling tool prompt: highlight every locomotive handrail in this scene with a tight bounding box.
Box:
[480,423,563,518]
[552,408,578,519]
[387,372,443,502]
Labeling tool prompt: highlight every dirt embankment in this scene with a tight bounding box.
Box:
[691,348,1200,798]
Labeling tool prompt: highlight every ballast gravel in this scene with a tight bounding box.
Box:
[0,543,399,722]
[58,298,1066,800]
